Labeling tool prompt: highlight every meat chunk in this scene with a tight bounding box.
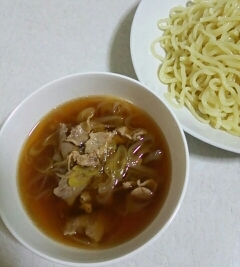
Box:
[137,179,158,192]
[58,123,80,158]
[122,181,135,189]
[130,179,158,201]
[64,212,106,242]
[131,187,153,200]
[117,126,147,141]
[60,142,77,159]
[68,151,99,169]
[53,178,85,205]
[66,124,90,146]
[66,115,94,146]
[59,123,68,140]
[85,131,115,158]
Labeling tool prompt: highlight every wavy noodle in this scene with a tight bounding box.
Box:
[125,114,143,129]
[94,115,124,128]
[33,156,53,173]
[76,107,95,123]
[89,120,105,132]
[28,141,46,157]
[28,130,58,157]
[127,134,154,166]
[96,100,131,117]
[151,0,240,136]
[142,149,162,164]
[129,164,159,180]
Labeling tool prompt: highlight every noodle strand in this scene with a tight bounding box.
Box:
[151,0,240,136]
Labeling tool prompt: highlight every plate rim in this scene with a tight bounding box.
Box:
[130,0,240,154]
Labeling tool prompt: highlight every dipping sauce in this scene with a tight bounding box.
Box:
[18,95,171,249]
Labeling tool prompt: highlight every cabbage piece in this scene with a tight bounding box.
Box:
[68,165,101,187]
[104,145,128,182]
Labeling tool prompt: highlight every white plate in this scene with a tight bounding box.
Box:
[130,0,240,154]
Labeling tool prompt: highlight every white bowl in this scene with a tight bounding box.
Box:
[0,72,189,266]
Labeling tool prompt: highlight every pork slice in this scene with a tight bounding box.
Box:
[59,123,68,140]
[68,150,99,167]
[64,212,106,242]
[117,126,147,141]
[57,123,79,158]
[53,178,84,205]
[60,141,77,159]
[66,124,89,146]
[130,179,157,201]
[116,126,132,139]
[85,131,115,159]
[66,114,94,146]
[122,180,135,189]
[130,187,153,200]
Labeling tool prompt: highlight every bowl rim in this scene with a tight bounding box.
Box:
[0,71,189,266]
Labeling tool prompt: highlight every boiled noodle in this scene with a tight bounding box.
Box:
[151,0,240,136]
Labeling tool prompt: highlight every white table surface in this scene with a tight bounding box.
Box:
[1,0,240,266]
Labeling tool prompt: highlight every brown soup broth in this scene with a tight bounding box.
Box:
[18,96,171,249]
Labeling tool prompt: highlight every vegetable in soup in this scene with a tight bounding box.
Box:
[18,96,171,249]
